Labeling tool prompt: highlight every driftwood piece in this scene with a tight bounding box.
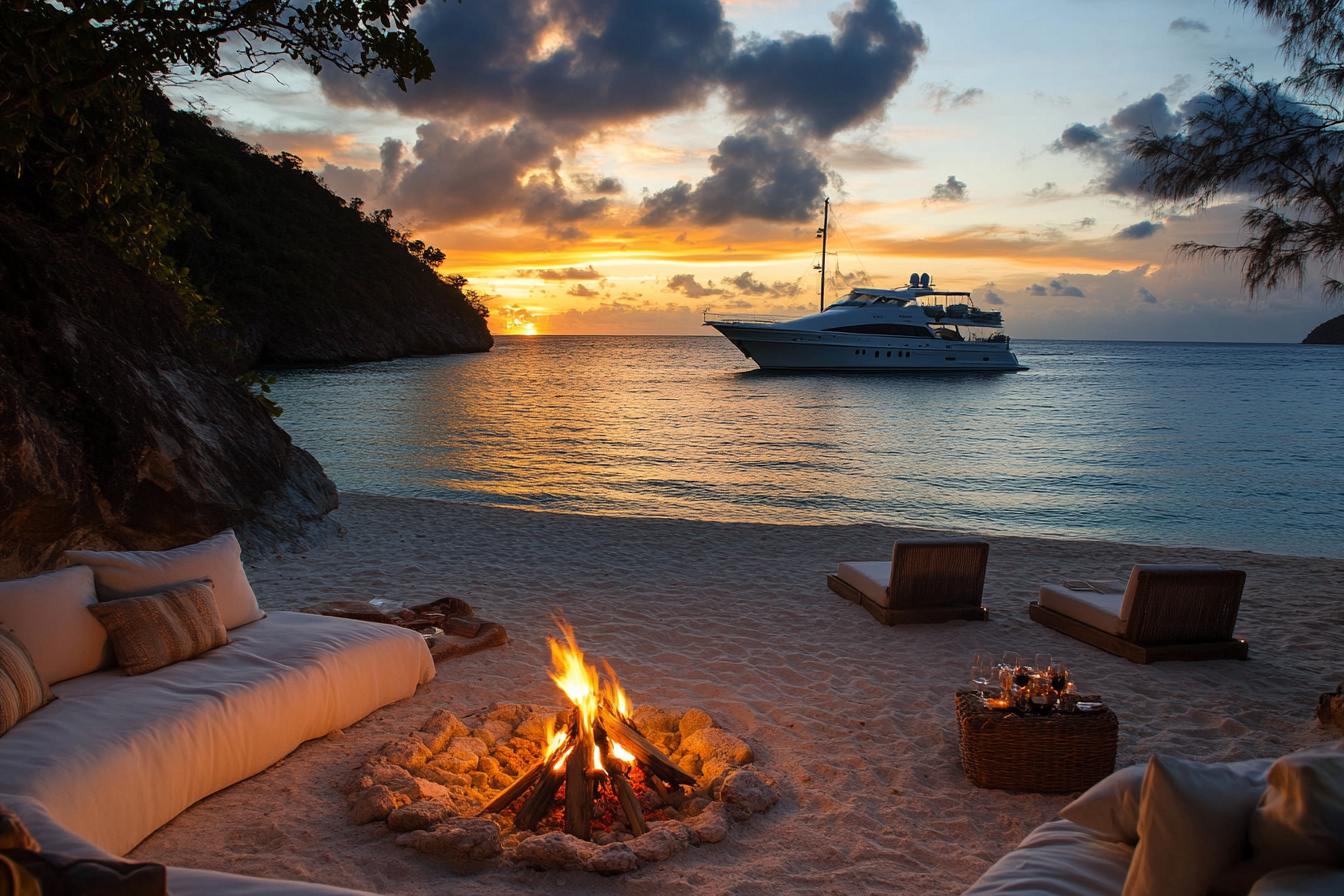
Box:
[443,617,483,637]
[565,728,594,840]
[427,621,509,662]
[610,769,647,837]
[598,708,696,788]
[479,759,544,815]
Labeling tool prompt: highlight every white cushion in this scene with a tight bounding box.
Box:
[1122,754,1268,896]
[836,561,891,607]
[0,612,433,856]
[961,819,1134,896]
[1250,742,1344,870]
[1062,757,1274,845]
[1247,865,1344,895]
[0,566,112,684]
[1039,584,1126,635]
[65,530,264,630]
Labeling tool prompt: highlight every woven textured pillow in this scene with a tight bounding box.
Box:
[86,580,228,676]
[0,627,53,737]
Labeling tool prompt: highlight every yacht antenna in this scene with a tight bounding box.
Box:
[816,197,830,311]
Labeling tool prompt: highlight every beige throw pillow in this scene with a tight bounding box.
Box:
[1122,754,1267,896]
[0,566,113,684]
[87,581,228,676]
[1249,743,1344,870]
[66,529,264,630]
[0,627,54,736]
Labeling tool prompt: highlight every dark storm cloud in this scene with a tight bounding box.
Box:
[1116,220,1164,240]
[320,0,926,231]
[518,266,604,280]
[1027,279,1085,298]
[722,0,927,137]
[639,126,830,226]
[1169,18,1210,33]
[928,175,968,203]
[1138,287,1159,303]
[1051,93,1208,195]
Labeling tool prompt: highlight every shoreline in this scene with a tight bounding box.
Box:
[134,491,1343,894]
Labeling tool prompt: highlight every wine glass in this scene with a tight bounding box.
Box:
[971,651,996,697]
[1049,658,1070,694]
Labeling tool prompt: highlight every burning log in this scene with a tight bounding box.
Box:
[479,759,544,815]
[599,707,696,788]
[513,761,566,831]
[609,767,647,837]
[564,729,594,839]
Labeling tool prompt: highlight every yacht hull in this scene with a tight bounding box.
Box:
[709,323,1028,372]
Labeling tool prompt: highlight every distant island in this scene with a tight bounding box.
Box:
[1303,314,1344,344]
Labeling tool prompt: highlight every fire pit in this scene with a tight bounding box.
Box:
[341,620,778,873]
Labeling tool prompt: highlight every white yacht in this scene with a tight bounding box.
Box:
[704,273,1028,372]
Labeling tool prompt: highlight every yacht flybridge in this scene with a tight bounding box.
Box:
[704,273,1029,372]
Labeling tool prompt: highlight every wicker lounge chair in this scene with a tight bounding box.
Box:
[1029,564,1248,663]
[827,537,990,624]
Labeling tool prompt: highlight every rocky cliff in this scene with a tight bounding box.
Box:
[1303,313,1344,344]
[0,204,338,577]
[155,105,493,369]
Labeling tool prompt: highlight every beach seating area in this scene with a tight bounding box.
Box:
[0,492,1339,894]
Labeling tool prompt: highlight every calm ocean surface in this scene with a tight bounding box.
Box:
[268,336,1344,559]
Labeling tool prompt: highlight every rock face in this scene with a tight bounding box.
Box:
[153,104,493,368]
[1303,313,1344,345]
[0,203,338,577]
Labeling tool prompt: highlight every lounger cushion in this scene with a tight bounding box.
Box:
[1118,564,1224,621]
[0,611,434,856]
[0,628,52,737]
[0,567,111,685]
[1247,865,1344,895]
[66,530,264,631]
[836,561,891,607]
[1039,585,1126,635]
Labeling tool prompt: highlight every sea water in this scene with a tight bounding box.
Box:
[267,336,1344,559]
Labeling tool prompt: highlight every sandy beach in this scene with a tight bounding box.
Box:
[128,491,1343,895]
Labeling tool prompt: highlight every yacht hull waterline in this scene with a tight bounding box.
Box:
[705,275,1028,372]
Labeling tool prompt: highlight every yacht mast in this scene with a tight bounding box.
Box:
[816,197,829,312]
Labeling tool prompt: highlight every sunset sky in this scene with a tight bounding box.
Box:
[167,0,1337,341]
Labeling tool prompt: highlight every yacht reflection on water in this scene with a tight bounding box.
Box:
[704,273,1028,373]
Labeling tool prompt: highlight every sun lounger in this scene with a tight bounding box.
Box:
[1030,564,1248,663]
[827,537,990,624]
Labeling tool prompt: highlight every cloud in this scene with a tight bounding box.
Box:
[722,0,928,138]
[1115,220,1164,240]
[1027,182,1061,202]
[980,282,1005,305]
[1169,18,1210,34]
[639,125,830,225]
[518,266,604,280]
[924,82,984,113]
[1137,287,1159,303]
[723,271,803,297]
[665,273,723,297]
[927,175,968,203]
[567,284,600,297]
[315,0,928,234]
[1075,217,1097,229]
[1050,92,1195,195]
[1026,278,1086,298]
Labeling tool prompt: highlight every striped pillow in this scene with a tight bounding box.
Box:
[0,626,54,736]
[87,580,228,676]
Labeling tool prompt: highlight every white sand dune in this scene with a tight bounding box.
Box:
[130,491,1343,895]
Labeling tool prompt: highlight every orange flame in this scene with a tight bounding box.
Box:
[547,615,638,777]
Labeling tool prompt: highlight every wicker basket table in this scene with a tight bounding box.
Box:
[955,690,1118,793]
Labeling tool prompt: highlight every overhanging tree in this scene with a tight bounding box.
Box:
[1131,0,1344,302]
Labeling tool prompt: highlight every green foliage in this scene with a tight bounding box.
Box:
[1131,0,1344,302]
[353,199,449,268]
[237,370,283,418]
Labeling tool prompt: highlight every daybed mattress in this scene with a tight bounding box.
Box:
[0,611,434,855]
